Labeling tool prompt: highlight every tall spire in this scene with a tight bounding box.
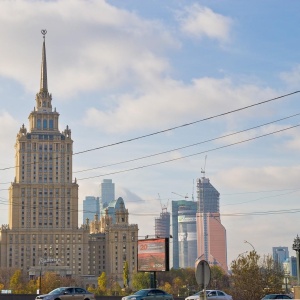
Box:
[40,29,48,93]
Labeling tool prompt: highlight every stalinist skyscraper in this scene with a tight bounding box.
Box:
[0,31,89,277]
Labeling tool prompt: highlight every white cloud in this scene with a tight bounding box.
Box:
[83,77,276,133]
[216,165,300,191]
[178,4,233,42]
[280,64,300,89]
[0,0,178,98]
[0,111,19,168]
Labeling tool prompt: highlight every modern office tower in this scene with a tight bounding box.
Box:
[83,196,100,223]
[89,199,138,284]
[0,33,89,277]
[196,176,228,272]
[273,247,289,265]
[282,257,296,277]
[155,207,170,238]
[178,205,197,268]
[172,200,197,269]
[100,179,115,210]
[290,256,297,277]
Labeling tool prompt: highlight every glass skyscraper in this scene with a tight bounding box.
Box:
[196,176,228,272]
[100,179,115,210]
[83,196,100,223]
[172,200,197,269]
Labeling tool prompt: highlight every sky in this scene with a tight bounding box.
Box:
[1,0,300,267]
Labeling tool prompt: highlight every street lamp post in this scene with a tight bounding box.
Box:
[244,240,255,252]
[292,235,300,286]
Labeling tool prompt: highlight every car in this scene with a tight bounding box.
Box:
[185,290,233,300]
[122,289,173,300]
[35,287,95,300]
[261,294,293,299]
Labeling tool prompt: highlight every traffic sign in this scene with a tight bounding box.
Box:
[195,259,211,288]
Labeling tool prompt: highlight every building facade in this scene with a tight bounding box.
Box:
[100,179,115,211]
[171,200,197,269]
[155,208,170,238]
[272,246,289,266]
[196,176,228,272]
[83,196,100,224]
[89,198,138,285]
[0,33,90,277]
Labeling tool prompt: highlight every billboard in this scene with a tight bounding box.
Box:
[137,238,169,272]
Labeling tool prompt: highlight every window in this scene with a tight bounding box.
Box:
[49,119,53,129]
[37,119,41,129]
[43,119,47,129]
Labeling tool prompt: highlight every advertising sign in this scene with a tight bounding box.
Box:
[137,238,169,272]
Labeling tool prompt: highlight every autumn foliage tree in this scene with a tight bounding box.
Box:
[131,272,150,290]
[231,251,284,300]
[97,272,107,295]
[9,269,26,294]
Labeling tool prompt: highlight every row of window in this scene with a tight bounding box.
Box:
[37,119,54,130]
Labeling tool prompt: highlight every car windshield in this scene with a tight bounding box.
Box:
[48,288,66,295]
[134,290,148,296]
[263,295,277,299]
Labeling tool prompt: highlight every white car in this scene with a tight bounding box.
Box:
[185,290,233,300]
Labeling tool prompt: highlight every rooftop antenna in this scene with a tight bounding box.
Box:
[201,155,207,178]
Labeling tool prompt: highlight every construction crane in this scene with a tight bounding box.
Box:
[158,193,169,212]
[201,155,207,177]
[171,192,189,199]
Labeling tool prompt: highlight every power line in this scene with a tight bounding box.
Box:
[73,91,300,156]
[77,123,300,180]
[0,91,298,173]
[223,189,300,206]
[74,112,300,174]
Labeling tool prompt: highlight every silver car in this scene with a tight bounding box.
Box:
[35,287,95,300]
[122,289,174,300]
[185,290,233,300]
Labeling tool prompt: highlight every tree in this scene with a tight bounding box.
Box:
[208,265,230,291]
[231,251,263,300]
[9,269,25,294]
[26,279,38,294]
[41,272,60,294]
[131,272,150,290]
[123,261,129,288]
[173,277,184,296]
[260,254,284,294]
[160,281,172,294]
[97,272,107,295]
[0,267,18,289]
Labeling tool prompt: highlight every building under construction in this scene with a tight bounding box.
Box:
[155,207,170,237]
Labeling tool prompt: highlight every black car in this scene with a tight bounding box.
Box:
[261,294,292,299]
